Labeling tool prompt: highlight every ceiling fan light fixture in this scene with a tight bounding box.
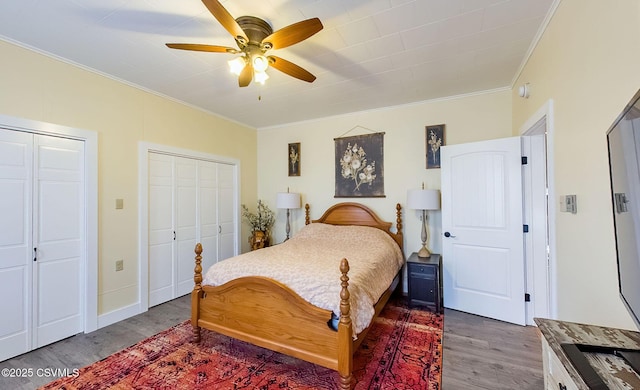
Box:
[252,54,269,72]
[254,70,269,84]
[166,1,323,87]
[228,56,247,76]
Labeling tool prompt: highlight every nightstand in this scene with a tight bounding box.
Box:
[407,252,442,313]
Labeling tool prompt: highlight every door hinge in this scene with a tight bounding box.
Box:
[523,224,529,233]
[525,293,531,302]
[521,156,528,165]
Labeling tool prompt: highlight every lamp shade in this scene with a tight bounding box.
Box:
[406,189,440,210]
[276,192,301,209]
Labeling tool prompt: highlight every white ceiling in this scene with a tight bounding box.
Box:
[0,0,555,129]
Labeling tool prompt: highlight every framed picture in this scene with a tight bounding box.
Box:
[426,124,445,169]
[288,142,300,176]
[334,133,385,197]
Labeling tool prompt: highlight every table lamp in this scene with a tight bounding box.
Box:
[276,189,301,241]
[407,185,441,257]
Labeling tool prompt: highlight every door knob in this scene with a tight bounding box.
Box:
[444,232,456,238]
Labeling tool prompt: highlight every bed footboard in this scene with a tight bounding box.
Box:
[192,244,355,388]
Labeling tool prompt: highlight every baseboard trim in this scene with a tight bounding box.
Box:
[97,302,144,330]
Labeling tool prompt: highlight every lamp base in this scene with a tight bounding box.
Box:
[417,246,431,258]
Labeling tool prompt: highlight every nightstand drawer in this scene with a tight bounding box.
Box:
[408,262,436,277]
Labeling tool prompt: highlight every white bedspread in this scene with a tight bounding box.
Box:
[202,223,404,335]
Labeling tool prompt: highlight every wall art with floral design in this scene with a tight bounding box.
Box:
[288,142,300,176]
[334,133,385,197]
[426,124,445,169]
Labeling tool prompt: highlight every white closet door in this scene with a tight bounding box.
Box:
[0,130,33,361]
[147,152,236,306]
[175,157,198,296]
[148,153,175,307]
[218,164,235,261]
[33,135,85,348]
[198,160,219,272]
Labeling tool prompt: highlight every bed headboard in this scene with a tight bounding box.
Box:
[304,202,404,251]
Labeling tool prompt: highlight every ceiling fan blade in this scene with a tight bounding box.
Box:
[201,0,248,44]
[238,63,253,87]
[268,56,316,83]
[166,43,238,53]
[262,18,323,50]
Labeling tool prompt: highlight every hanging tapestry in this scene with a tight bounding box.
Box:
[334,132,385,197]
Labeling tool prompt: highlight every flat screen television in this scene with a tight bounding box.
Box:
[607,89,640,328]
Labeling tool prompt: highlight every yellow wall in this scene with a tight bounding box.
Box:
[257,89,513,258]
[513,0,640,329]
[0,40,258,315]
[5,0,638,331]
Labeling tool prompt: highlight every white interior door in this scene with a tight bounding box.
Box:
[148,153,234,305]
[33,135,85,347]
[148,153,175,307]
[0,130,33,361]
[217,163,235,260]
[141,143,239,311]
[198,160,219,272]
[441,137,526,325]
[175,157,198,296]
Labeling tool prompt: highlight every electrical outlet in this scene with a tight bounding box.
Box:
[116,259,124,272]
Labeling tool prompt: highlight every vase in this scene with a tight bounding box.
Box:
[249,230,269,251]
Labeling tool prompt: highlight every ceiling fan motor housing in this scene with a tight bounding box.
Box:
[235,16,273,49]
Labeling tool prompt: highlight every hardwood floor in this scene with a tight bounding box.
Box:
[0,295,543,389]
[442,309,544,389]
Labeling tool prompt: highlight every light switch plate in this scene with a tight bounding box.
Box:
[560,195,577,214]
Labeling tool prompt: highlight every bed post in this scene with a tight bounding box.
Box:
[337,258,354,390]
[192,243,203,343]
[305,203,310,225]
[393,203,404,249]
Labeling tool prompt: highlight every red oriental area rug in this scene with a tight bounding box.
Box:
[41,300,443,390]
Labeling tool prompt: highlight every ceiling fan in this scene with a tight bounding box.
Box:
[166,0,323,87]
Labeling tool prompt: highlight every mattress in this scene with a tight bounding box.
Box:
[202,222,404,335]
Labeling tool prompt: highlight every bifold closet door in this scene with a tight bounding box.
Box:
[0,130,84,361]
[148,153,175,307]
[217,163,235,261]
[148,153,236,307]
[0,130,33,361]
[196,160,219,279]
[33,135,85,348]
[175,157,198,297]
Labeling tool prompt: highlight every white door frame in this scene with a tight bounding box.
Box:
[520,100,557,321]
[138,142,241,313]
[0,114,99,333]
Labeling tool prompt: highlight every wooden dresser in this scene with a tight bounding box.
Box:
[535,318,640,389]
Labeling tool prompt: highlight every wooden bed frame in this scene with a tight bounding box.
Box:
[191,202,404,389]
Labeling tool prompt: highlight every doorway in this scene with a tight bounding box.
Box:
[138,142,241,312]
[521,100,556,323]
[441,100,555,325]
[0,114,98,361]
